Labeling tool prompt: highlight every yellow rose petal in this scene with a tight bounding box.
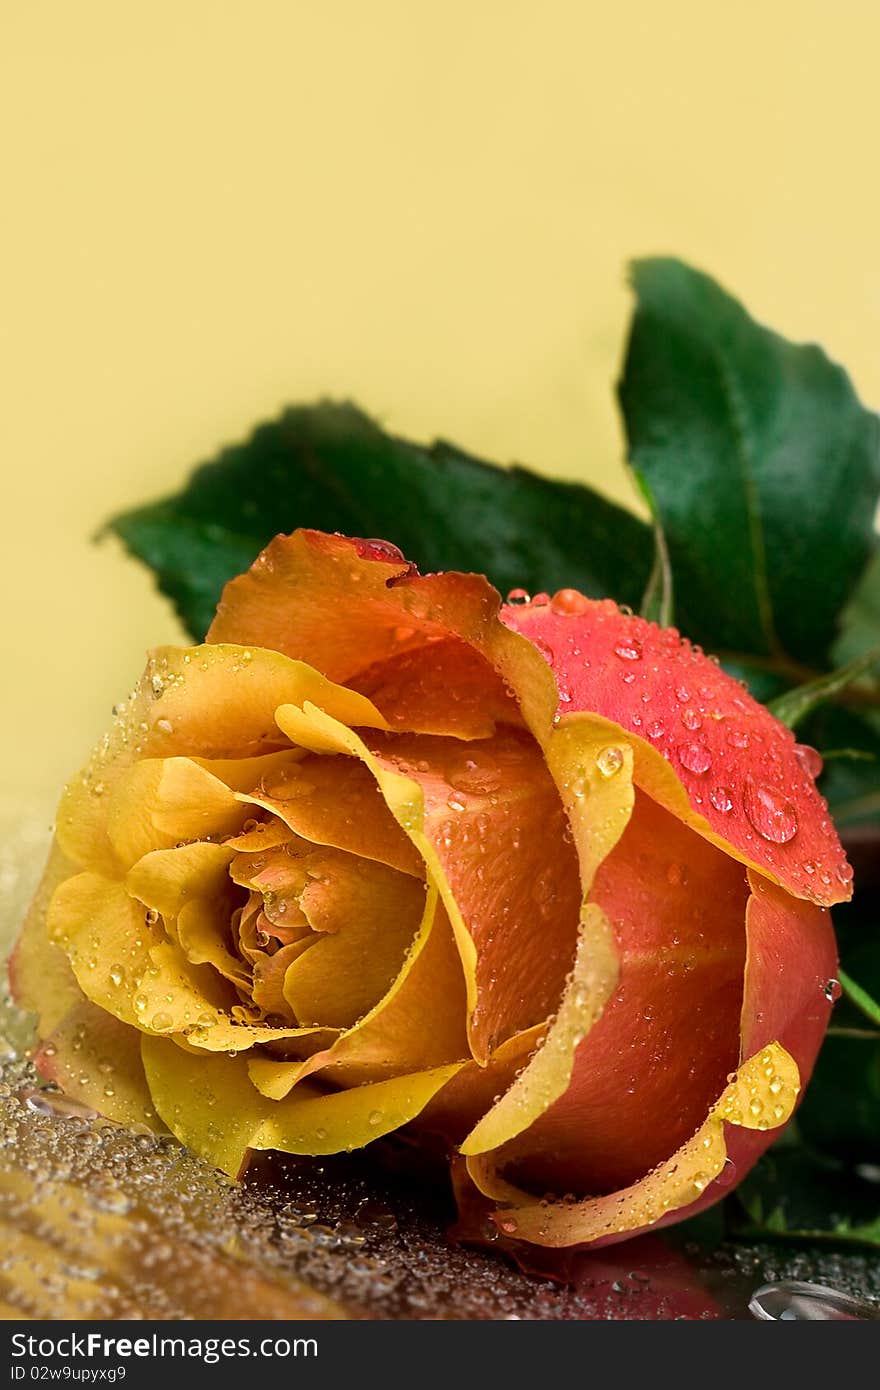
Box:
[8,842,83,1035]
[142,1035,461,1177]
[107,758,248,869]
[460,903,618,1154]
[35,1001,158,1131]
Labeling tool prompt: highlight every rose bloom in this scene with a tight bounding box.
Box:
[11,530,848,1248]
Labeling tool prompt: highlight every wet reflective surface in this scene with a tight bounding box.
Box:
[3,812,879,1320]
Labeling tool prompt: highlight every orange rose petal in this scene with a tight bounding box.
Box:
[283,856,427,1028]
[459,903,618,1155]
[34,1001,157,1131]
[8,842,83,1035]
[471,793,749,1193]
[248,888,468,1097]
[208,530,502,684]
[504,599,852,907]
[142,1035,462,1178]
[239,755,424,877]
[188,749,304,791]
[359,727,583,1058]
[251,940,315,1021]
[225,816,297,852]
[419,1023,547,1140]
[464,864,838,1249]
[467,1043,800,1247]
[349,638,524,739]
[741,871,837,1063]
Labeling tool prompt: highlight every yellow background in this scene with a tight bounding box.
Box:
[3,1,880,814]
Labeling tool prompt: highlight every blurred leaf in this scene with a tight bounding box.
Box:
[633,469,675,627]
[618,258,880,667]
[768,643,880,729]
[732,1148,880,1247]
[785,698,880,830]
[834,550,880,667]
[105,401,652,641]
[840,969,880,1028]
[797,940,880,1163]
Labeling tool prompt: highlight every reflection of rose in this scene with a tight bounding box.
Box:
[11,530,846,1248]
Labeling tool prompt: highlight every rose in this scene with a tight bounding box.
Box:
[11,529,847,1249]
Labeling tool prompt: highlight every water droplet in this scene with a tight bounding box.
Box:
[836,861,854,886]
[646,719,665,740]
[709,785,734,813]
[678,741,712,775]
[596,746,624,778]
[794,743,824,779]
[675,686,691,703]
[499,1217,518,1235]
[368,1110,383,1126]
[750,1281,880,1321]
[742,777,798,844]
[680,707,703,731]
[156,718,174,735]
[151,1011,174,1031]
[824,978,842,1003]
[133,994,148,1014]
[614,638,642,661]
[550,588,588,616]
[108,964,125,987]
[506,588,530,606]
[531,591,550,606]
[144,908,160,926]
[23,1089,98,1121]
[727,728,750,749]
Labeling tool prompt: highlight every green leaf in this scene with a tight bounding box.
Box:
[840,969,880,1029]
[732,1148,880,1248]
[833,550,880,668]
[633,469,674,628]
[105,400,652,641]
[768,643,880,729]
[618,258,880,667]
[797,941,880,1162]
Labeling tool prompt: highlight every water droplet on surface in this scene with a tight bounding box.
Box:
[614,639,642,661]
[156,719,174,735]
[596,746,624,778]
[531,592,550,606]
[646,719,665,740]
[506,588,531,606]
[727,728,750,749]
[680,707,703,731]
[750,1281,880,1321]
[550,588,588,616]
[144,908,160,926]
[108,964,125,987]
[22,1089,98,1122]
[742,777,798,844]
[836,861,854,886]
[151,1011,174,1032]
[678,742,712,775]
[824,978,842,1003]
[794,743,824,779]
[709,785,734,813]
